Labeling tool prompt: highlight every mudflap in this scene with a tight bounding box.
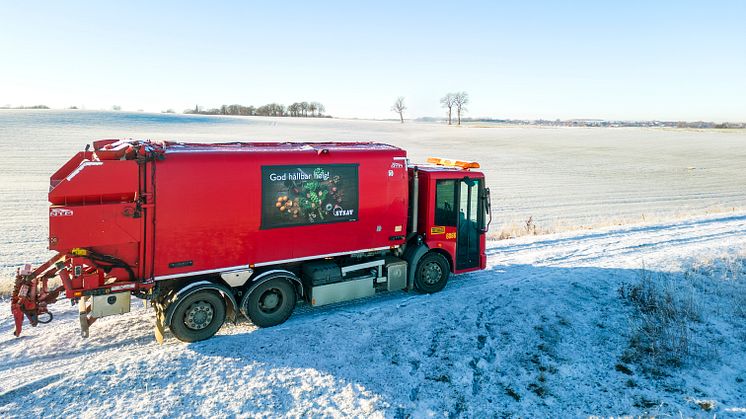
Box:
[403,242,430,290]
[154,308,166,345]
[79,313,90,338]
[79,296,91,338]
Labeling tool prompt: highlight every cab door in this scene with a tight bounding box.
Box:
[456,177,481,270]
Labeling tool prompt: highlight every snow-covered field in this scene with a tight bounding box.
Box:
[1,212,745,417]
[2,110,746,289]
[1,110,746,416]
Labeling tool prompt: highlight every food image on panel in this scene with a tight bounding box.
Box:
[261,164,359,229]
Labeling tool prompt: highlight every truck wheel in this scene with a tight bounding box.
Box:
[169,290,226,342]
[414,252,450,294]
[245,277,297,328]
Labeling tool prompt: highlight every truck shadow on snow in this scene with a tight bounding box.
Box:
[180,263,670,414]
[0,323,155,374]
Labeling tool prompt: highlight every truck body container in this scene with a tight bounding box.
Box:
[48,141,409,281]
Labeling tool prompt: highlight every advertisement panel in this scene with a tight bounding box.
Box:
[261,164,359,229]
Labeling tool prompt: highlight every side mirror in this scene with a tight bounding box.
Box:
[479,187,492,233]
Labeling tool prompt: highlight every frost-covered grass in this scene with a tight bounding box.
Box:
[0,280,13,297]
[616,253,746,407]
[619,268,702,373]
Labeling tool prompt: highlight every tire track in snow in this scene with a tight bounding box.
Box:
[488,213,746,267]
[534,228,746,266]
[488,214,746,256]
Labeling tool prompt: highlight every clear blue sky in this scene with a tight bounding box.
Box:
[1,1,744,121]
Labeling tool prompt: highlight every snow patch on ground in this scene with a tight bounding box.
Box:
[1,212,746,416]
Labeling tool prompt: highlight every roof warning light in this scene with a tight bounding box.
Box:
[426,157,480,169]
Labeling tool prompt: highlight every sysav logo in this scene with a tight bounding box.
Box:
[333,205,354,217]
[50,208,74,217]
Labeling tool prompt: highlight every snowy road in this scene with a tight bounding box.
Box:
[1,212,745,417]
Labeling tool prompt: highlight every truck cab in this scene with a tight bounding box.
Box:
[413,159,490,275]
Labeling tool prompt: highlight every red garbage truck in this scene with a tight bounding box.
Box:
[11,139,491,342]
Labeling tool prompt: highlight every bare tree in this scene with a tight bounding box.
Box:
[255,105,269,116]
[440,93,456,125]
[453,92,469,125]
[271,103,285,116]
[288,103,299,117]
[391,97,406,123]
[310,101,324,117]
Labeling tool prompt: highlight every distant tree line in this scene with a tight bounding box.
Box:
[0,104,49,109]
[184,101,328,118]
[413,117,746,129]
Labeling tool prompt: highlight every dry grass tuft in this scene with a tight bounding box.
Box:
[619,254,746,375]
[618,267,700,373]
[490,216,556,240]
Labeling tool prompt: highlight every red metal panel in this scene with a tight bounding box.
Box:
[150,144,408,278]
[49,160,138,205]
[48,155,141,267]
[50,151,94,187]
[49,202,141,251]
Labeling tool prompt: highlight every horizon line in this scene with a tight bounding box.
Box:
[1,106,744,125]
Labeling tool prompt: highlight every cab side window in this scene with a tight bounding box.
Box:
[435,180,457,226]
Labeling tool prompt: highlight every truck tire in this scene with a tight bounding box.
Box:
[245,277,297,328]
[414,252,450,294]
[169,290,226,342]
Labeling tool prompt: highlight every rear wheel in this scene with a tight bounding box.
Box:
[245,277,297,328]
[414,252,450,294]
[169,290,226,342]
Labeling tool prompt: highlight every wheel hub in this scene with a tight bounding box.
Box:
[184,301,214,330]
[423,262,442,285]
[259,289,282,313]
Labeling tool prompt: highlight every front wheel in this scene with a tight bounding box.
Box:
[169,290,226,342]
[244,277,297,328]
[414,252,450,294]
